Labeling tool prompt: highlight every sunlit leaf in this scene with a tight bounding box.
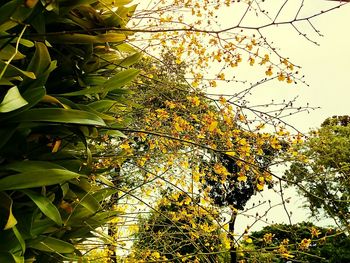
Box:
[0,169,81,191]
[0,86,28,113]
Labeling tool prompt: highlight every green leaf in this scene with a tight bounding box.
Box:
[75,191,101,214]
[88,100,118,112]
[12,226,25,255]
[104,68,139,90]
[26,42,51,78]
[0,78,13,86]
[4,161,66,173]
[0,193,17,230]
[0,169,81,191]
[117,52,142,67]
[27,236,75,253]
[59,69,139,96]
[11,254,24,263]
[0,86,28,113]
[30,218,56,237]
[11,108,106,126]
[22,190,62,226]
[0,86,46,121]
[47,33,126,44]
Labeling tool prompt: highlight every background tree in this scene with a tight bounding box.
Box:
[243,222,350,263]
[285,115,350,232]
[130,190,226,263]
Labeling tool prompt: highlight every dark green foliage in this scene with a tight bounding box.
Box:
[0,0,140,261]
[247,222,350,263]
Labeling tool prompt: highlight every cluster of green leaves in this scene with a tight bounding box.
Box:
[242,222,350,263]
[285,116,350,231]
[0,0,141,262]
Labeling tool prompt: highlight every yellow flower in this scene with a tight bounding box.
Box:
[278,72,285,81]
[208,121,218,132]
[265,67,273,76]
[299,238,311,250]
[237,175,247,182]
[310,227,321,238]
[151,251,161,259]
[217,72,225,80]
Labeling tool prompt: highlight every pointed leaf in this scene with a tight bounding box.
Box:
[4,161,66,173]
[47,33,126,44]
[27,236,75,253]
[0,86,28,113]
[0,169,81,191]
[11,108,106,126]
[22,190,62,226]
[59,69,139,96]
[12,226,25,254]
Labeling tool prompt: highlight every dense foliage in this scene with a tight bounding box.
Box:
[286,116,350,231]
[243,222,350,263]
[0,0,140,261]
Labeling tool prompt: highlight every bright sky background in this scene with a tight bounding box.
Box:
[256,1,350,132]
[231,1,350,232]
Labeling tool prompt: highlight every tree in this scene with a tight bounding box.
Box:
[130,190,226,263]
[243,222,350,263]
[285,116,350,231]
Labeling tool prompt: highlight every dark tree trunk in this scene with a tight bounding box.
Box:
[228,210,237,263]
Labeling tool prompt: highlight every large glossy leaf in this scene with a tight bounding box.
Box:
[0,86,46,121]
[27,236,75,253]
[4,161,66,173]
[46,33,126,44]
[22,190,62,226]
[104,68,139,89]
[11,108,106,126]
[0,86,28,113]
[59,69,139,96]
[0,169,80,191]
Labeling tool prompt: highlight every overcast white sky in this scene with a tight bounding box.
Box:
[234,1,350,232]
[259,1,350,132]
